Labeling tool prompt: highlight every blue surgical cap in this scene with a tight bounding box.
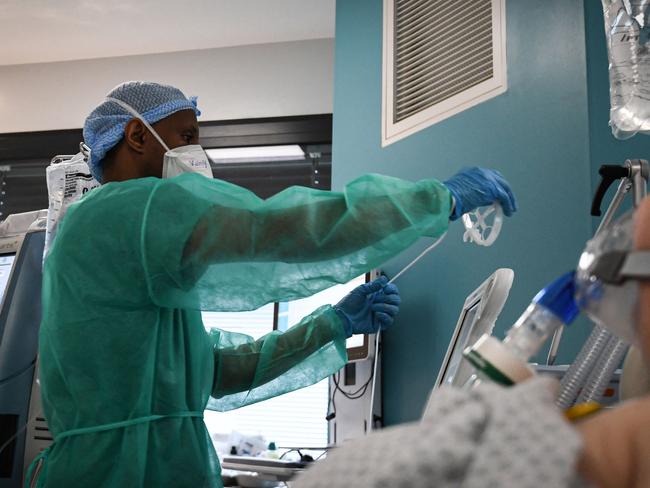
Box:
[83,81,201,182]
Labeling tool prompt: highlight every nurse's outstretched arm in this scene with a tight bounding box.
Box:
[143,173,450,311]
[186,175,449,263]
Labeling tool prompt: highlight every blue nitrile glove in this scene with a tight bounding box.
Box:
[333,276,401,338]
[443,167,518,221]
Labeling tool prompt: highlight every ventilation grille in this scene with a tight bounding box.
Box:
[31,417,53,443]
[393,0,495,123]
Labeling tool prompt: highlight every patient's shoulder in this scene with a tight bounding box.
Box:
[577,395,650,488]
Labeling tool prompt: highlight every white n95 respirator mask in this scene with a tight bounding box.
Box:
[106,97,213,180]
[575,210,650,346]
[161,144,213,179]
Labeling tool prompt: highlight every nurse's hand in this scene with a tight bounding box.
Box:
[443,167,517,221]
[333,276,401,338]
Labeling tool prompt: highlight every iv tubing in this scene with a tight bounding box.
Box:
[367,232,447,432]
[387,233,447,284]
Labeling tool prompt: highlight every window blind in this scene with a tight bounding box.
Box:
[202,303,329,448]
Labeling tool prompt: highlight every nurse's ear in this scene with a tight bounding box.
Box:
[123,118,148,155]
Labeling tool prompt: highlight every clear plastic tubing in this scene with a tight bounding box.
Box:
[556,325,612,408]
[502,272,579,363]
[576,335,629,404]
[502,303,566,361]
[367,232,447,432]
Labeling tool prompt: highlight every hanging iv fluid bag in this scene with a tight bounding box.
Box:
[602,0,650,139]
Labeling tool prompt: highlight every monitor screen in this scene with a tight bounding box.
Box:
[432,269,513,394]
[438,299,482,387]
[345,333,365,349]
[0,254,16,305]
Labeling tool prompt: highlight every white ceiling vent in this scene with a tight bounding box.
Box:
[382,0,507,146]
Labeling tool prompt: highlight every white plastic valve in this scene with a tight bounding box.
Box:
[462,204,503,247]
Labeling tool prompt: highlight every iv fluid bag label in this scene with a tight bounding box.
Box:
[45,156,100,258]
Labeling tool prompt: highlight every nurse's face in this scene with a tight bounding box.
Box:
[141,109,200,178]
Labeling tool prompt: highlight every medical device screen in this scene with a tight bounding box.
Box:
[0,254,16,305]
[439,300,481,387]
[346,332,364,349]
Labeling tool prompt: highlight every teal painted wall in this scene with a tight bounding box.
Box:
[584,1,650,226]
[333,0,597,425]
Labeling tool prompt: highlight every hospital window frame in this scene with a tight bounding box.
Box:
[0,114,333,217]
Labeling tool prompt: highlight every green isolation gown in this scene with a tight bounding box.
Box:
[36,172,450,487]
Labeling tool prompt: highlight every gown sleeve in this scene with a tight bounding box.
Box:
[206,305,347,410]
[141,172,451,312]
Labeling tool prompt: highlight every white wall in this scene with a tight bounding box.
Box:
[0,39,333,133]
